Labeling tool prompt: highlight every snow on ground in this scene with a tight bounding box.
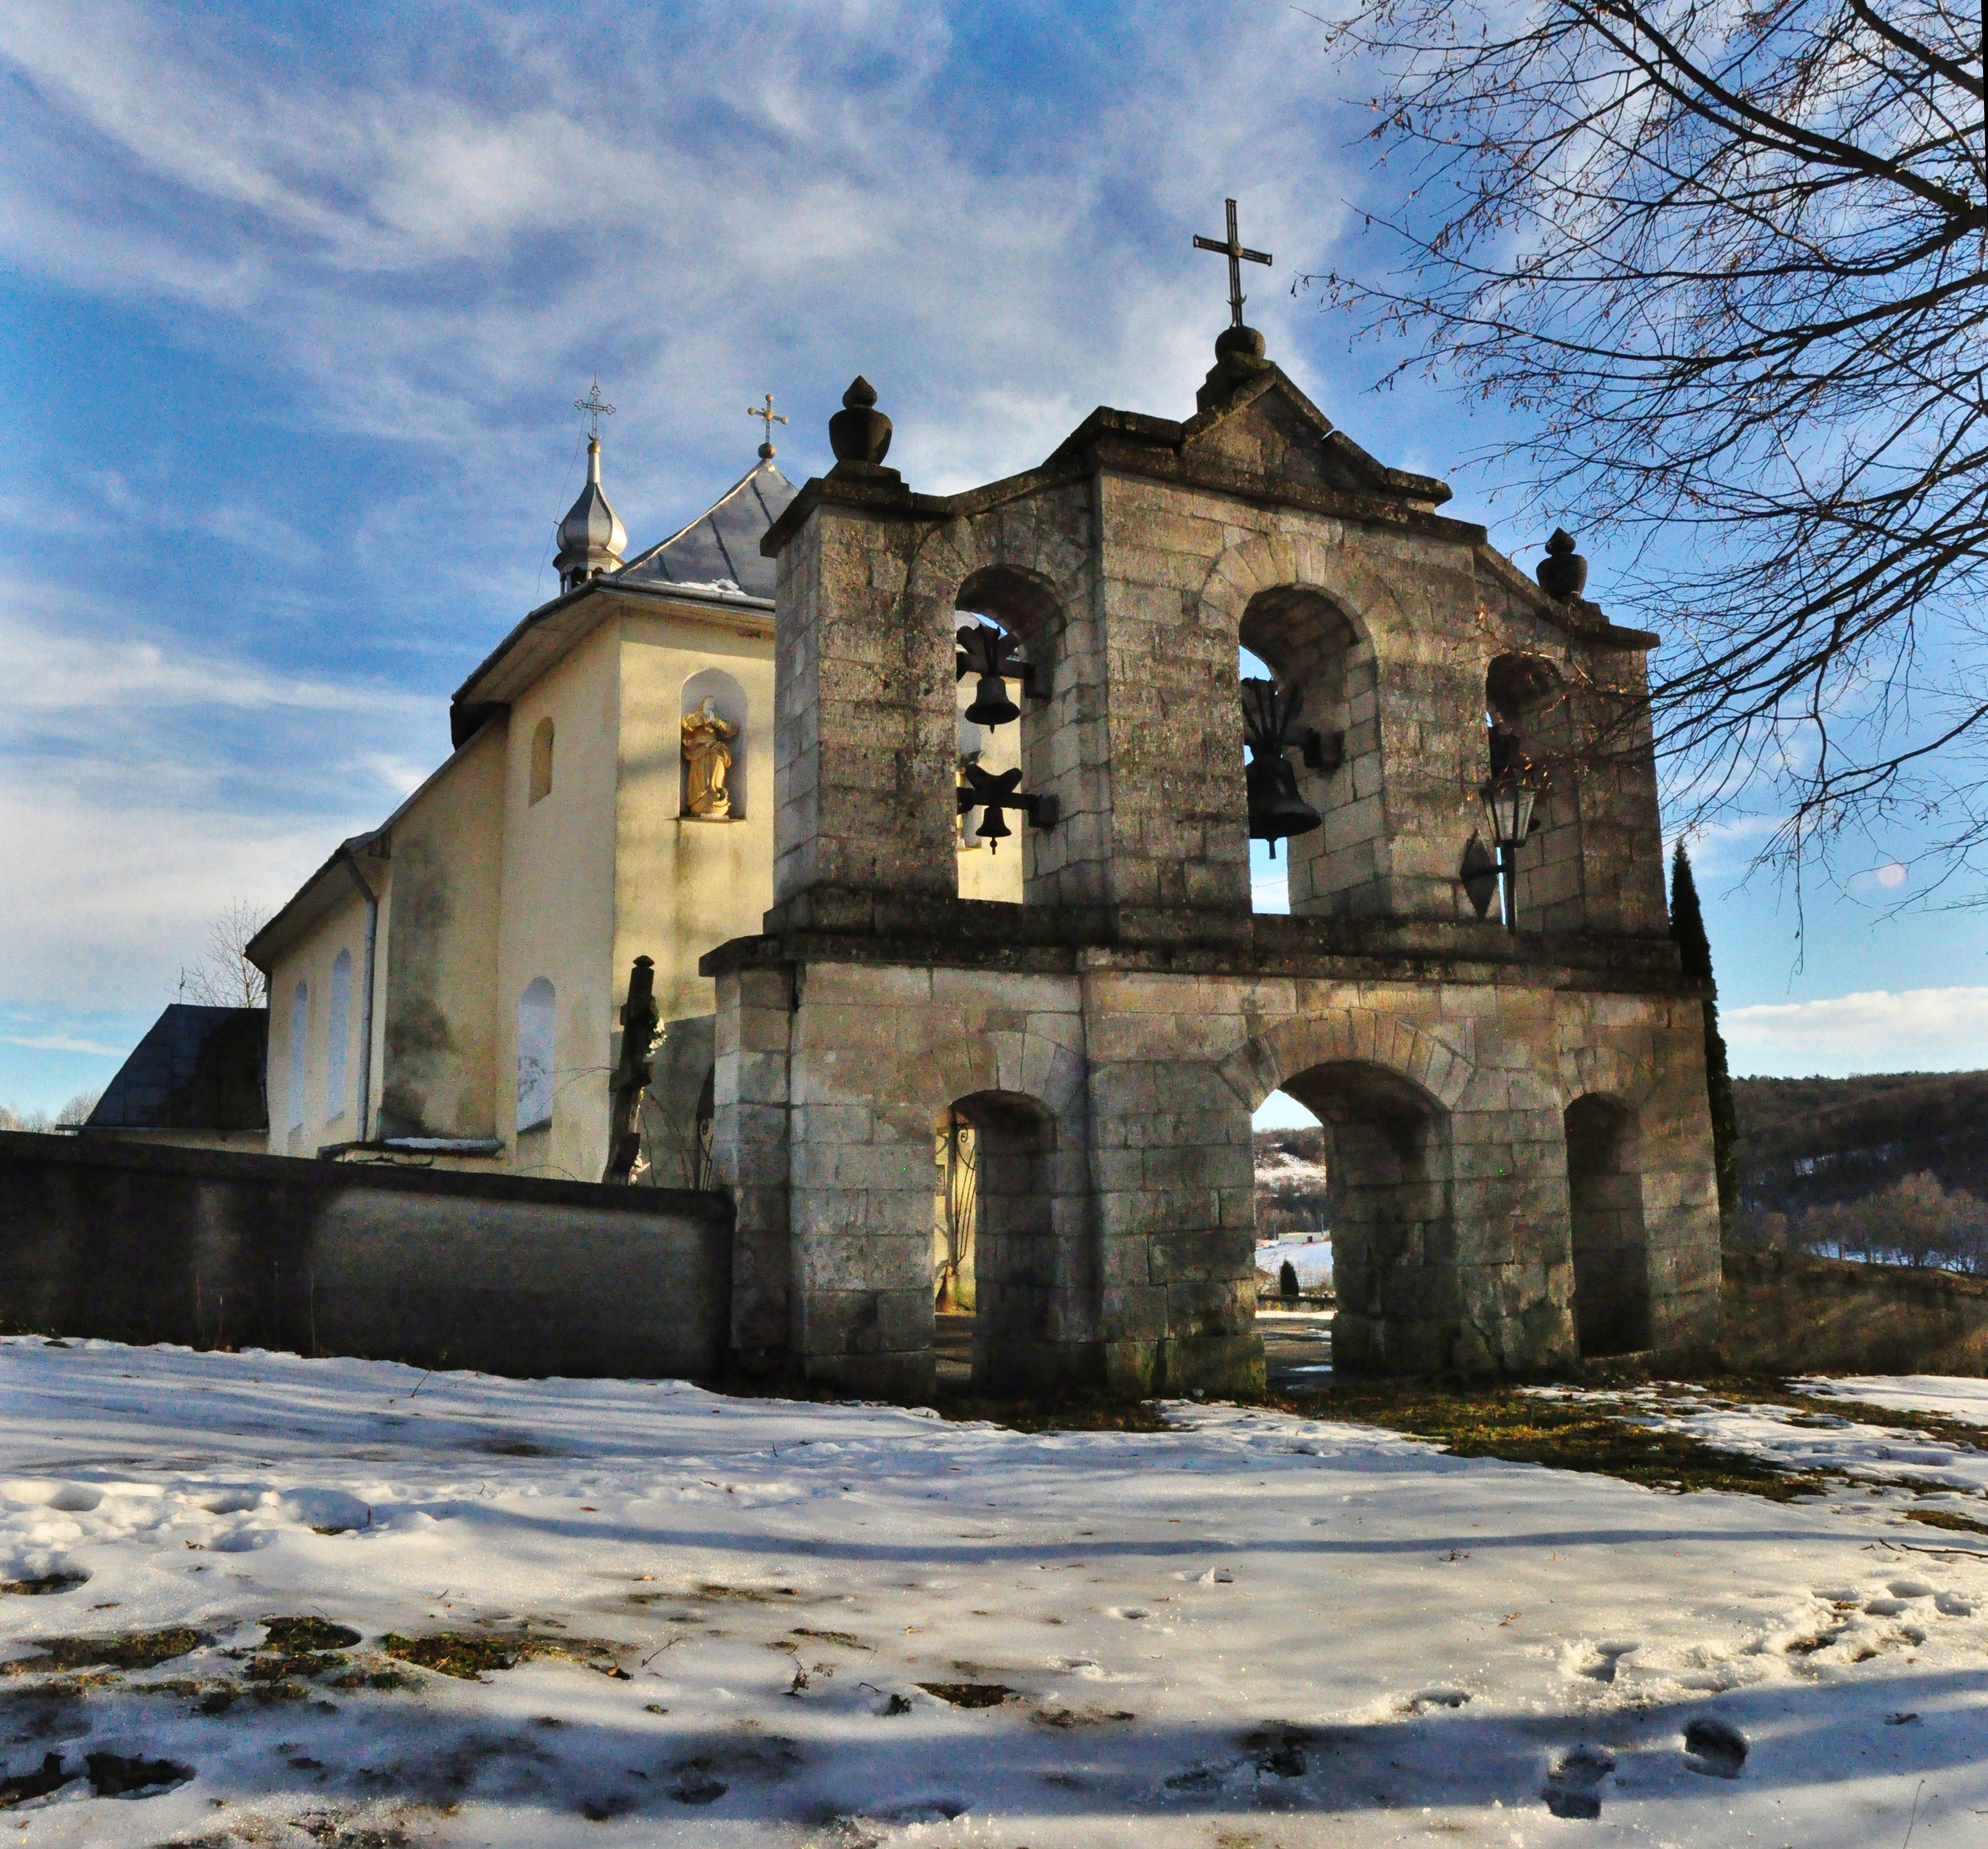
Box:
[4,1340,1988,1846]
[1252,1236,1333,1288]
[1804,1376,1988,1428]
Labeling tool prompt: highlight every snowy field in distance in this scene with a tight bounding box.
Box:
[3,1337,1988,1845]
[1252,1235,1333,1288]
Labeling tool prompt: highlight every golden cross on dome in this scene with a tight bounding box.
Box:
[747,392,788,458]
[1193,199,1272,327]
[574,377,616,441]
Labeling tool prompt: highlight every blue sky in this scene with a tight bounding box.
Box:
[1,0,1981,1116]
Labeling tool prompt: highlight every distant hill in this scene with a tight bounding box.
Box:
[1253,1126,1329,1240]
[1734,1070,1988,1217]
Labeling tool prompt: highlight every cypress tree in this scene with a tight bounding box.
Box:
[1670,843,1738,1226]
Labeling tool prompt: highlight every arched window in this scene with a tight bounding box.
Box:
[287,981,307,1130]
[1484,653,1577,931]
[529,717,555,804]
[953,565,1065,907]
[679,668,747,819]
[517,977,556,1132]
[326,949,352,1121]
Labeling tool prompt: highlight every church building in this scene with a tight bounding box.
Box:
[245,407,803,1188]
[246,233,1722,1400]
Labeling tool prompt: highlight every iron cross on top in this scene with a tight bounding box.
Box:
[1193,198,1271,327]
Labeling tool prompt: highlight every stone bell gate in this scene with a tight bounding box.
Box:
[704,332,1724,1401]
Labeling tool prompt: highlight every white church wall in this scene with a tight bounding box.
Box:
[376,723,502,1147]
[498,625,619,1183]
[614,605,776,1033]
[263,881,371,1157]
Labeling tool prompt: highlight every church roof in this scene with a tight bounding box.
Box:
[85,1004,269,1133]
[613,458,795,600]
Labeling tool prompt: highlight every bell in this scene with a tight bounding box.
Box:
[964,673,1020,729]
[1246,754,1321,855]
[975,803,1012,853]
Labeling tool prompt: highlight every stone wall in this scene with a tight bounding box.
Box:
[712,931,1724,1398]
[1723,1247,1988,1376]
[0,1130,732,1381]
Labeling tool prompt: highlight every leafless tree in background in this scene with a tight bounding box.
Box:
[1307,0,1988,881]
[179,898,270,1008]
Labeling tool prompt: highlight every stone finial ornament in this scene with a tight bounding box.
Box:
[828,376,894,475]
[1536,528,1589,601]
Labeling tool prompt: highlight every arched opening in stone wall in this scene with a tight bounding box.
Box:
[1238,587,1372,917]
[1564,1094,1651,1357]
[1278,1060,1454,1375]
[954,566,1062,905]
[1253,1085,1334,1384]
[1484,652,1581,931]
[933,1089,1059,1392]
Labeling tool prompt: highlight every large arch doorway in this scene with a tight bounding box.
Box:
[1279,1060,1454,1374]
[932,1089,1063,1393]
[1565,1095,1651,1356]
[1253,1086,1335,1386]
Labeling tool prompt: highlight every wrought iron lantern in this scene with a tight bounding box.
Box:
[1241,678,1323,855]
[1476,749,1548,932]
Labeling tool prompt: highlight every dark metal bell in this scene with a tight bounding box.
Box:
[964,673,1020,728]
[975,802,1013,852]
[1246,754,1321,854]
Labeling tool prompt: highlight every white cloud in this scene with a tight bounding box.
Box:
[0,1032,125,1056]
[1723,987,1988,1077]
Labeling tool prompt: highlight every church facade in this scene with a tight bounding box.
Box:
[246,434,794,1188]
[709,335,1723,1400]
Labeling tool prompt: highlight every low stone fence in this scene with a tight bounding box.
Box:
[0,1130,733,1381]
[1723,1246,1988,1376]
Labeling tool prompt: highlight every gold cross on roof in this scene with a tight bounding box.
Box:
[747,392,788,458]
[1193,199,1272,327]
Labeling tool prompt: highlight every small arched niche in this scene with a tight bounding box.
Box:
[1564,1094,1650,1357]
[953,565,1065,905]
[680,667,747,820]
[287,980,308,1131]
[517,976,556,1134]
[528,717,555,805]
[1238,586,1376,917]
[326,948,352,1121]
[1484,653,1580,930]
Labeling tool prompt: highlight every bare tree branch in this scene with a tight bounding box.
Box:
[1305,0,1988,880]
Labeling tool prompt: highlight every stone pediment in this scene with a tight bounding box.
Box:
[1180,369,1452,513]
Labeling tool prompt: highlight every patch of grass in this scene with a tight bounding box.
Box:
[381,1631,623,1682]
[917,1682,1013,1708]
[1272,1381,1828,1499]
[261,1617,361,1652]
[0,1573,87,1597]
[0,1627,206,1677]
[245,1653,347,1683]
[933,1395,1173,1433]
[1903,1508,1988,1537]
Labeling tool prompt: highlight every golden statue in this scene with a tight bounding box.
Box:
[681,696,739,819]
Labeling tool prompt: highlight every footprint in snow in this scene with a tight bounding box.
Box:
[1542,1744,1614,1819]
[1400,1688,1470,1714]
[1577,1641,1640,1684]
[1106,1606,1150,1620]
[1681,1716,1748,1779]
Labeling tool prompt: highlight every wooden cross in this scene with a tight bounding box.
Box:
[574,377,616,440]
[1193,199,1271,327]
[746,392,788,456]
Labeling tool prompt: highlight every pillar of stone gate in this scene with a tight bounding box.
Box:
[711,964,794,1373]
[760,425,957,933]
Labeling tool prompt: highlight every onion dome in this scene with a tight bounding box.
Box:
[554,436,627,592]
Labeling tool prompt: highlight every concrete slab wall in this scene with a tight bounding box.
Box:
[0,1131,732,1382]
